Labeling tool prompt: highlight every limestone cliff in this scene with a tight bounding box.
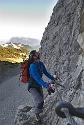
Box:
[15,0,84,125]
[40,0,84,124]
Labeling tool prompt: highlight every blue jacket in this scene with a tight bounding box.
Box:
[28,60,54,88]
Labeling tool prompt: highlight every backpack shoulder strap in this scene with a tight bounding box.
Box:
[40,61,45,69]
[33,62,42,77]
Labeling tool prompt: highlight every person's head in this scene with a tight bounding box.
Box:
[29,50,40,60]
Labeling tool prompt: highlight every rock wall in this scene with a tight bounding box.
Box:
[15,0,84,125]
[40,0,84,125]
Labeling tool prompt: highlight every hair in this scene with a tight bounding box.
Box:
[28,55,34,66]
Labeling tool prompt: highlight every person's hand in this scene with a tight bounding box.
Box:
[55,77,60,80]
[53,75,60,80]
[49,79,58,86]
[46,83,55,95]
[46,83,51,88]
[53,77,61,86]
[50,83,57,88]
[48,79,55,84]
[47,87,55,95]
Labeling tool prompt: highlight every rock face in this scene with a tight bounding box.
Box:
[15,0,84,125]
[40,0,84,124]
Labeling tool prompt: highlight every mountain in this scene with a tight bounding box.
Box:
[9,37,40,46]
[0,37,41,63]
[1,42,32,50]
[1,42,23,49]
[0,42,32,63]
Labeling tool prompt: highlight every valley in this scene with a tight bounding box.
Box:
[0,37,40,63]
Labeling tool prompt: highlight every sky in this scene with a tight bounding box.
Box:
[0,0,58,43]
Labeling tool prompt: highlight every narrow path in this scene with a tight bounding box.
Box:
[0,75,34,125]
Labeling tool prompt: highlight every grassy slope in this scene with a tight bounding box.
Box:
[0,46,30,62]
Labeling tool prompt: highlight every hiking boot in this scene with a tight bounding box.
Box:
[34,114,42,123]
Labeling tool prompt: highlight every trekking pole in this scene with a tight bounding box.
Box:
[56,82,65,88]
[54,82,78,125]
[53,75,65,89]
[55,86,62,101]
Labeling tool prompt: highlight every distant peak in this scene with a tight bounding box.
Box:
[9,37,40,46]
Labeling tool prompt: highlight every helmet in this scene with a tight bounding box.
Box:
[29,50,36,58]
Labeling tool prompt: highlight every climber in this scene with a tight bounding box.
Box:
[28,50,58,122]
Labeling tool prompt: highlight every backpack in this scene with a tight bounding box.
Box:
[20,60,44,84]
[20,60,30,83]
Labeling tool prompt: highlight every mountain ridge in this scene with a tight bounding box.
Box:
[1,42,32,50]
[9,37,40,46]
[0,37,40,63]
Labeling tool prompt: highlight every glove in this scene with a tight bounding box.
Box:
[47,87,55,95]
[48,79,55,84]
[46,83,55,95]
[53,75,60,81]
[48,79,58,87]
[46,83,51,88]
